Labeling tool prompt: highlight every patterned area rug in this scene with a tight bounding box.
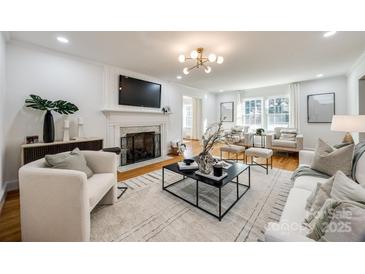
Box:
[90,166,293,242]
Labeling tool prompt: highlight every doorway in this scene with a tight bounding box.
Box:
[182,96,203,140]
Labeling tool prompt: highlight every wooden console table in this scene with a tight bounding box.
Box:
[21,138,103,165]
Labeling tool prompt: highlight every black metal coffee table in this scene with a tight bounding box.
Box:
[162,157,250,221]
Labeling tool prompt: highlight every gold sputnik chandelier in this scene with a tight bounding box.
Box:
[178,48,224,75]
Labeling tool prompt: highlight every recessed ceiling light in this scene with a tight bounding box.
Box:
[316,74,324,78]
[176,75,182,80]
[219,89,224,92]
[323,31,337,38]
[56,36,69,44]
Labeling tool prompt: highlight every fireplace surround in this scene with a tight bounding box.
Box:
[120,131,161,166]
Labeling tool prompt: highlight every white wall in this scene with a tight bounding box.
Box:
[0,33,6,202]
[216,77,347,149]
[347,52,365,142]
[299,76,347,149]
[3,42,216,186]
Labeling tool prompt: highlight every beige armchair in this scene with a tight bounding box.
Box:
[225,126,253,146]
[266,127,303,152]
[19,150,117,242]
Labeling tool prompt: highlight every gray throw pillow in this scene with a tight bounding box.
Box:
[330,170,365,203]
[304,176,335,224]
[310,138,354,176]
[45,148,94,178]
[306,199,365,241]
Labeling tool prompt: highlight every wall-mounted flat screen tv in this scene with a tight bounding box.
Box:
[118,75,161,108]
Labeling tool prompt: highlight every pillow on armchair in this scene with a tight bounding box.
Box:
[45,148,94,178]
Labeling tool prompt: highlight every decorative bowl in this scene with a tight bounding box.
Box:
[183,158,195,166]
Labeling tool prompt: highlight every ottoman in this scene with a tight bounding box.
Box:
[245,147,273,174]
[220,145,245,162]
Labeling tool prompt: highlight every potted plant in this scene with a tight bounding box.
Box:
[25,94,79,143]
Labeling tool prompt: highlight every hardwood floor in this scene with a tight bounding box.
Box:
[0,140,298,242]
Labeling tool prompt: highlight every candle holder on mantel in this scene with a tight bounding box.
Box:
[63,118,70,141]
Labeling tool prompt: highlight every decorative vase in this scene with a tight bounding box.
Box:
[198,152,214,174]
[43,110,55,143]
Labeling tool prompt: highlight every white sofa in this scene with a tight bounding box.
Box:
[19,150,117,242]
[265,149,365,242]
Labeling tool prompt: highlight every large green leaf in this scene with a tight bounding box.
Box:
[25,94,79,114]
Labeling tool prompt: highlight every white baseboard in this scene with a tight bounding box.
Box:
[5,180,19,192]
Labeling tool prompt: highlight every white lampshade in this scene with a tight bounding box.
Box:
[331,115,365,132]
[208,53,217,62]
[178,54,185,63]
[190,50,198,59]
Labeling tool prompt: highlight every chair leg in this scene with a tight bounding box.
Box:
[236,153,238,162]
[271,156,273,169]
[266,158,268,175]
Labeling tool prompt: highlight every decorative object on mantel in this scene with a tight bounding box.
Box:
[178,47,224,75]
[198,120,225,174]
[25,94,79,143]
[331,115,365,144]
[162,106,171,114]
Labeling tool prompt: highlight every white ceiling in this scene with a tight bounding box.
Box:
[9,31,365,92]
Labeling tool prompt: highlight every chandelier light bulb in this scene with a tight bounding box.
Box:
[183,67,190,75]
[190,50,198,59]
[208,53,217,62]
[217,56,224,64]
[178,54,186,63]
[205,66,212,74]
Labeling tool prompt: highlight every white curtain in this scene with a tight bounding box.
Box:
[289,83,300,130]
[191,97,203,140]
[236,92,243,125]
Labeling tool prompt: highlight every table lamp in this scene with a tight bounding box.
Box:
[331,115,365,143]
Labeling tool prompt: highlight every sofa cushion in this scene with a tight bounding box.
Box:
[294,175,329,193]
[311,138,354,176]
[45,148,94,178]
[279,133,297,141]
[280,188,312,225]
[330,170,365,202]
[272,139,297,148]
[88,173,115,210]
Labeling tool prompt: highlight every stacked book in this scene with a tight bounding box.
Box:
[177,161,199,170]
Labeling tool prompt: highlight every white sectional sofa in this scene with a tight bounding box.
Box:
[265,149,365,242]
[19,150,117,242]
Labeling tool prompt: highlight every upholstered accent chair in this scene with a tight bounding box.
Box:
[225,125,253,146]
[266,127,303,152]
[19,150,117,242]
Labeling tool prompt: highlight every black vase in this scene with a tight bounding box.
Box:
[43,110,55,143]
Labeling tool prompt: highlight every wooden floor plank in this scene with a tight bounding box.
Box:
[0,140,298,242]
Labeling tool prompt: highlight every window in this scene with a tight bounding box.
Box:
[267,97,289,131]
[243,98,263,129]
[183,103,192,129]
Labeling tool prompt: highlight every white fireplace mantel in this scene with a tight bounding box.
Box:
[102,107,173,115]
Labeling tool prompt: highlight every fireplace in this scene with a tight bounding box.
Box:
[120,132,161,166]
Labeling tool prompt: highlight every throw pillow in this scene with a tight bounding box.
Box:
[45,148,94,178]
[304,176,335,224]
[306,199,365,241]
[280,133,297,141]
[330,170,365,203]
[310,138,354,176]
